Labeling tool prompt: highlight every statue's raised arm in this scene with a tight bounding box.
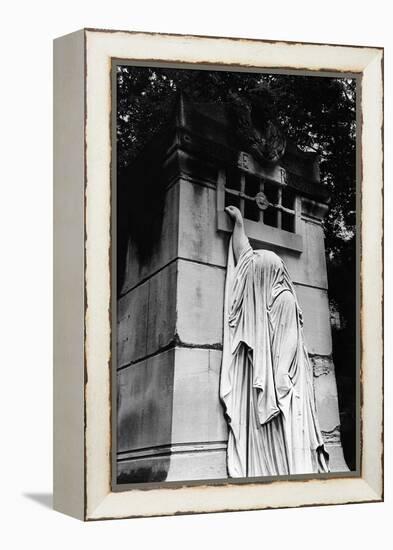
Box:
[224,206,250,264]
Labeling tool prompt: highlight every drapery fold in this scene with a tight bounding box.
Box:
[220,238,329,477]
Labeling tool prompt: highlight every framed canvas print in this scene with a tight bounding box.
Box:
[53,29,383,520]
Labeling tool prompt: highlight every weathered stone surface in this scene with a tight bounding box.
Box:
[311,355,341,433]
[117,455,171,484]
[321,425,342,445]
[301,198,329,220]
[120,183,179,294]
[176,260,225,346]
[172,348,228,444]
[146,261,177,355]
[117,262,177,367]
[118,445,227,484]
[271,217,328,290]
[117,347,228,483]
[294,285,332,355]
[117,281,149,368]
[117,349,175,454]
[178,179,229,267]
[324,444,349,473]
[300,218,328,289]
[313,370,349,472]
[166,448,227,481]
[311,354,334,377]
[176,149,219,187]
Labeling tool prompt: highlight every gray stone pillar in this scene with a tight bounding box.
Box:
[116,130,229,482]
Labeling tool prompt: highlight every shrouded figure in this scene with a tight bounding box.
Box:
[220,205,329,477]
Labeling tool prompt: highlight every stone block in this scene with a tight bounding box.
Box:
[176,148,219,187]
[117,281,149,368]
[311,355,341,433]
[166,448,227,481]
[176,260,225,346]
[117,347,229,483]
[117,262,177,367]
[178,179,228,267]
[294,285,332,355]
[300,218,328,289]
[310,354,348,471]
[324,444,349,473]
[117,455,171,484]
[171,348,228,444]
[120,182,179,294]
[117,349,175,454]
[146,261,177,355]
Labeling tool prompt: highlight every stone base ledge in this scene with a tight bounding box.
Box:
[117,442,228,484]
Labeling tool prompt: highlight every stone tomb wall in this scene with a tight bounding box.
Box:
[117,171,347,483]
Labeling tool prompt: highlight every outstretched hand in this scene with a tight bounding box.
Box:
[225,205,243,225]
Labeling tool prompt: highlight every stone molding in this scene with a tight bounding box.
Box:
[309,353,334,377]
[321,425,342,446]
[118,441,227,462]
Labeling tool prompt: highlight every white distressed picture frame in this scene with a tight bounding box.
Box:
[53,29,383,521]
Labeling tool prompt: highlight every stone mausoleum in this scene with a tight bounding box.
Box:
[116,93,348,483]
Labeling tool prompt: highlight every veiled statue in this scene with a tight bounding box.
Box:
[220,206,329,477]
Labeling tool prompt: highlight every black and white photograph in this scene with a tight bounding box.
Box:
[1,0,388,539]
[114,65,359,486]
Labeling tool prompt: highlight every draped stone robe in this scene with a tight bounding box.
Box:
[220,241,329,477]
